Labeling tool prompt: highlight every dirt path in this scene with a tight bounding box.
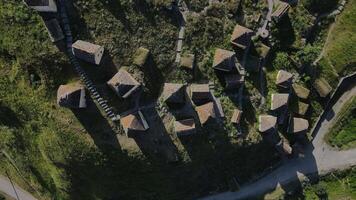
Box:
[199,86,356,200]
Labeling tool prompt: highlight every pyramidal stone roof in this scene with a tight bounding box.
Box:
[107,69,140,98]
[230,24,253,49]
[289,117,309,133]
[195,102,217,125]
[161,83,185,104]
[313,78,332,97]
[121,111,149,133]
[213,48,236,71]
[276,70,293,86]
[271,93,289,110]
[174,119,196,135]
[180,54,195,70]
[57,84,86,108]
[72,40,105,65]
[231,109,243,124]
[292,83,310,99]
[24,0,57,12]
[259,115,277,133]
[190,84,211,101]
[271,2,290,19]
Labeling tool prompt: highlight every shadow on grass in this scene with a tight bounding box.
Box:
[98,0,132,32]
[0,104,22,128]
[272,15,296,51]
[71,97,122,151]
[131,107,179,163]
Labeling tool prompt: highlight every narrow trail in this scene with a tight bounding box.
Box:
[174,0,188,63]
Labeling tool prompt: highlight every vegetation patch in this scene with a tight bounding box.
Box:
[326,96,356,149]
[303,168,356,199]
[0,0,354,199]
[321,0,356,75]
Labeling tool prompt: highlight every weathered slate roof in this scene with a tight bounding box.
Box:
[107,69,141,98]
[259,115,277,133]
[57,84,86,108]
[294,101,309,116]
[271,93,289,111]
[133,47,150,67]
[271,2,290,19]
[24,0,57,12]
[289,117,309,134]
[161,83,185,104]
[314,78,332,97]
[174,119,196,135]
[121,111,149,136]
[231,109,243,124]
[44,18,64,42]
[213,48,236,72]
[72,40,104,65]
[231,24,254,49]
[195,102,217,126]
[276,70,293,87]
[180,54,195,70]
[73,40,102,54]
[292,83,310,99]
[190,84,211,101]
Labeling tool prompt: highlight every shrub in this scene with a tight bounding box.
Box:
[296,44,320,67]
[273,52,292,70]
[313,183,328,198]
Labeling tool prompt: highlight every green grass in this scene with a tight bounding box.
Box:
[321,0,356,75]
[0,0,352,199]
[326,97,356,149]
[303,168,356,200]
[262,168,356,199]
[0,2,280,199]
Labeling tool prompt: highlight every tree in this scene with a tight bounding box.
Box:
[314,183,328,199]
[296,44,320,67]
[273,52,292,70]
[150,0,172,8]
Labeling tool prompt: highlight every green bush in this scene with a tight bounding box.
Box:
[314,183,327,198]
[296,44,320,67]
[273,52,292,70]
[327,97,356,149]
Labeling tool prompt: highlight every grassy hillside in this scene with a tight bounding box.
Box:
[263,168,356,199]
[321,0,356,75]
[303,168,356,199]
[0,0,353,199]
[326,96,356,149]
[0,1,279,199]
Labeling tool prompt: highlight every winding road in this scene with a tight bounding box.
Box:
[200,85,356,200]
[0,174,37,200]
